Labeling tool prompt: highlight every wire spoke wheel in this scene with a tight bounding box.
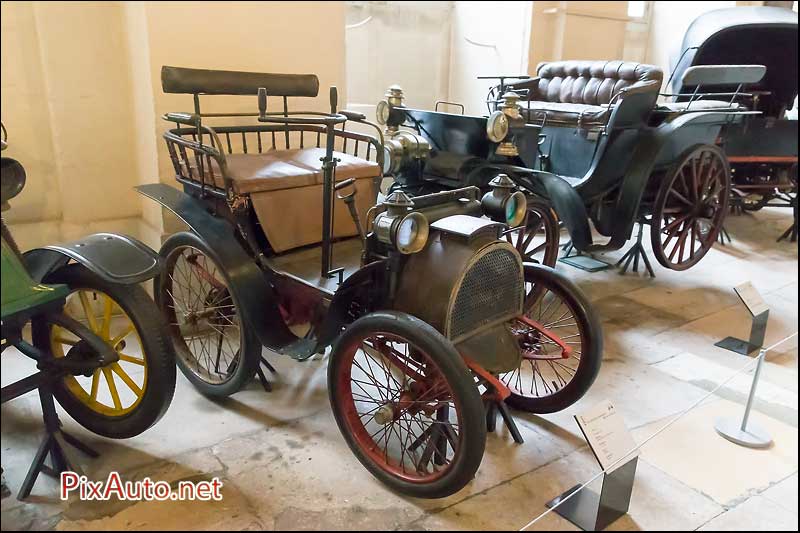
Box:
[157,232,259,397]
[162,245,242,384]
[499,265,602,414]
[651,145,731,270]
[329,312,485,498]
[342,334,460,481]
[503,199,560,268]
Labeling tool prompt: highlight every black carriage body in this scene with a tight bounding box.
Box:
[672,6,798,197]
[389,63,746,262]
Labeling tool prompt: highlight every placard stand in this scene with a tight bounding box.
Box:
[715,283,769,355]
[714,348,773,449]
[546,458,638,531]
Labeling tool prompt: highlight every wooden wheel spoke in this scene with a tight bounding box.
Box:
[89,370,100,401]
[102,367,123,410]
[110,324,136,348]
[78,291,101,333]
[119,353,146,366]
[101,296,114,340]
[111,362,142,397]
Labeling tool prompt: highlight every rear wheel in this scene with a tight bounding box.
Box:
[328,311,486,499]
[650,144,730,270]
[500,264,602,414]
[156,232,260,398]
[33,264,176,438]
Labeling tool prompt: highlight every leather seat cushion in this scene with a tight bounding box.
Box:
[208,148,380,194]
[534,60,663,106]
[523,101,609,128]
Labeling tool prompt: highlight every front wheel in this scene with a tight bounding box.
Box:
[328,311,486,499]
[32,264,176,439]
[500,264,602,414]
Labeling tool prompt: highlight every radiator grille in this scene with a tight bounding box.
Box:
[448,246,523,340]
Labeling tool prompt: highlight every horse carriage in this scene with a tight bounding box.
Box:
[381,58,761,276]
[138,66,602,498]
[672,6,798,241]
[1,125,176,498]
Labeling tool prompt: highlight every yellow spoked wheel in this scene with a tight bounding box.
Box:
[50,289,147,417]
[33,264,176,439]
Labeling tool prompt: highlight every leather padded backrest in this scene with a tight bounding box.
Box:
[534,60,663,105]
[162,66,319,97]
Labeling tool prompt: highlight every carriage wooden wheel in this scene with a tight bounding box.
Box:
[503,198,560,268]
[650,144,731,271]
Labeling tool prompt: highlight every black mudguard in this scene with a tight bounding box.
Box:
[24,233,161,285]
[525,171,593,251]
[136,183,297,352]
[313,259,388,351]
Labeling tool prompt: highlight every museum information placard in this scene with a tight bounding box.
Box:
[575,400,637,474]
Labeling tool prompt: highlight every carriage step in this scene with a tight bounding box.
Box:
[277,338,319,361]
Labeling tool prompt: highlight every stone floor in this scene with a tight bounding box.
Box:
[1,207,797,531]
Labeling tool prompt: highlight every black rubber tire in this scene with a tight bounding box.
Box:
[155,231,260,398]
[504,264,603,414]
[32,264,176,439]
[328,311,486,499]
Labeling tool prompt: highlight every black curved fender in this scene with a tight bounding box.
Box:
[24,233,161,285]
[527,171,593,251]
[314,259,388,351]
[136,183,297,351]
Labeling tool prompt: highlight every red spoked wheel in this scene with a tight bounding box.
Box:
[651,144,731,270]
[328,311,485,499]
[499,264,602,414]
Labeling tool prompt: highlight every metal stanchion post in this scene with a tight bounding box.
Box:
[714,348,773,449]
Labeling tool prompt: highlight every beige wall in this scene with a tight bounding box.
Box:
[448,1,532,116]
[528,1,652,72]
[646,1,737,84]
[2,1,346,250]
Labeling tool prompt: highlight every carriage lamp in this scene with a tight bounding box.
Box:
[374,191,430,254]
[491,92,524,157]
[377,85,407,134]
[481,174,528,227]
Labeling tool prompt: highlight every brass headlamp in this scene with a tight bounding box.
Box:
[376,85,407,134]
[481,174,527,227]
[488,92,524,157]
[374,191,430,254]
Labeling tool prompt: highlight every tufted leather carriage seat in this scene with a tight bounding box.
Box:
[511,60,664,129]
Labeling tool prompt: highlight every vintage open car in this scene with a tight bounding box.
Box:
[138,66,602,498]
[672,5,798,241]
[381,59,762,276]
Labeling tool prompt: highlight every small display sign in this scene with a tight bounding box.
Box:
[575,400,637,474]
[734,282,769,317]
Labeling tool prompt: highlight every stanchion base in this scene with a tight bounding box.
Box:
[546,458,637,531]
[715,418,772,449]
[715,336,760,355]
